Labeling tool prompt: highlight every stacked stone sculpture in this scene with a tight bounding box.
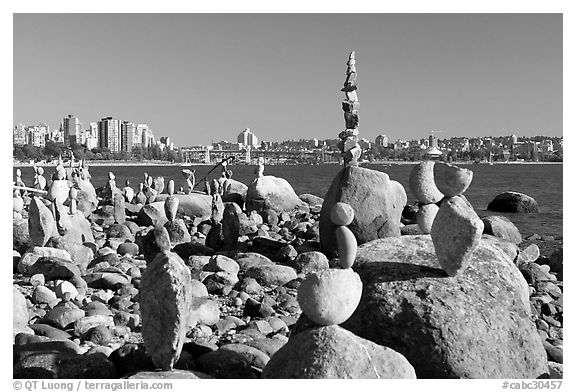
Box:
[181,169,195,194]
[123,180,135,203]
[337,51,362,166]
[135,183,147,205]
[33,166,47,191]
[297,202,362,326]
[163,180,191,244]
[409,161,483,276]
[143,174,157,204]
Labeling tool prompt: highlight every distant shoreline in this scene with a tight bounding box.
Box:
[12,160,563,168]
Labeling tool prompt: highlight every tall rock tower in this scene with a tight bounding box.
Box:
[337,51,362,165]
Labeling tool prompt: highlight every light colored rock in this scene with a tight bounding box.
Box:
[189,297,220,326]
[409,161,444,204]
[245,264,297,287]
[342,235,546,378]
[481,215,522,245]
[416,203,439,234]
[32,285,58,304]
[44,301,85,329]
[246,175,304,214]
[330,202,354,226]
[204,255,240,276]
[154,193,213,220]
[320,166,406,256]
[335,225,357,268]
[430,196,484,276]
[140,251,193,370]
[291,251,330,274]
[55,280,79,300]
[262,325,416,379]
[13,286,29,337]
[433,162,473,197]
[298,268,362,326]
[136,202,168,227]
[164,196,179,221]
[28,196,57,247]
[18,246,72,275]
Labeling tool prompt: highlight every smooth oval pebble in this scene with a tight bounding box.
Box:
[297,268,362,326]
[433,162,473,197]
[335,226,357,268]
[330,202,354,226]
[416,203,439,234]
[167,180,175,196]
[409,161,444,204]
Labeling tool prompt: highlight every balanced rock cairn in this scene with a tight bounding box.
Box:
[181,169,195,194]
[409,161,484,276]
[297,202,362,326]
[163,179,191,244]
[337,51,362,166]
[33,166,47,191]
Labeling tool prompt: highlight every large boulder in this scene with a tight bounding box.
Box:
[481,215,522,245]
[320,166,407,256]
[136,202,168,227]
[140,251,193,370]
[246,175,304,214]
[341,235,548,379]
[487,191,540,213]
[219,178,249,197]
[28,196,57,247]
[61,212,95,245]
[155,193,212,220]
[73,183,98,218]
[262,325,415,379]
[13,286,30,338]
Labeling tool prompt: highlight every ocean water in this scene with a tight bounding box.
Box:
[15,162,563,239]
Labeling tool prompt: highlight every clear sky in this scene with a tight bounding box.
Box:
[13,13,562,146]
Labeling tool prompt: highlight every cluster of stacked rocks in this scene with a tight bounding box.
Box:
[262,203,415,378]
[337,51,362,166]
[13,162,346,379]
[409,161,483,276]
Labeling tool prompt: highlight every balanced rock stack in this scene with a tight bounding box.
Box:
[409,161,483,276]
[33,166,47,191]
[163,180,191,244]
[263,203,416,378]
[181,169,195,194]
[337,51,362,166]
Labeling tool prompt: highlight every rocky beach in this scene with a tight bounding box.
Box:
[12,52,563,380]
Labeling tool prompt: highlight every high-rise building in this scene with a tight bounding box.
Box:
[62,114,82,147]
[375,134,388,147]
[121,121,136,153]
[13,124,27,145]
[26,125,48,147]
[84,123,99,150]
[237,128,259,148]
[98,117,121,153]
[138,124,152,148]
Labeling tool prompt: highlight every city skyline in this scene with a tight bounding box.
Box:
[14,14,562,146]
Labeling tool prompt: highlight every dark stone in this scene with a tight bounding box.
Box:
[109,343,155,377]
[487,192,540,213]
[141,226,171,263]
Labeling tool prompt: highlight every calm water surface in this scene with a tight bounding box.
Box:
[15,163,563,238]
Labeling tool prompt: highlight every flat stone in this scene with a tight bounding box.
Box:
[245,264,297,287]
[433,162,473,197]
[430,196,484,276]
[43,301,85,329]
